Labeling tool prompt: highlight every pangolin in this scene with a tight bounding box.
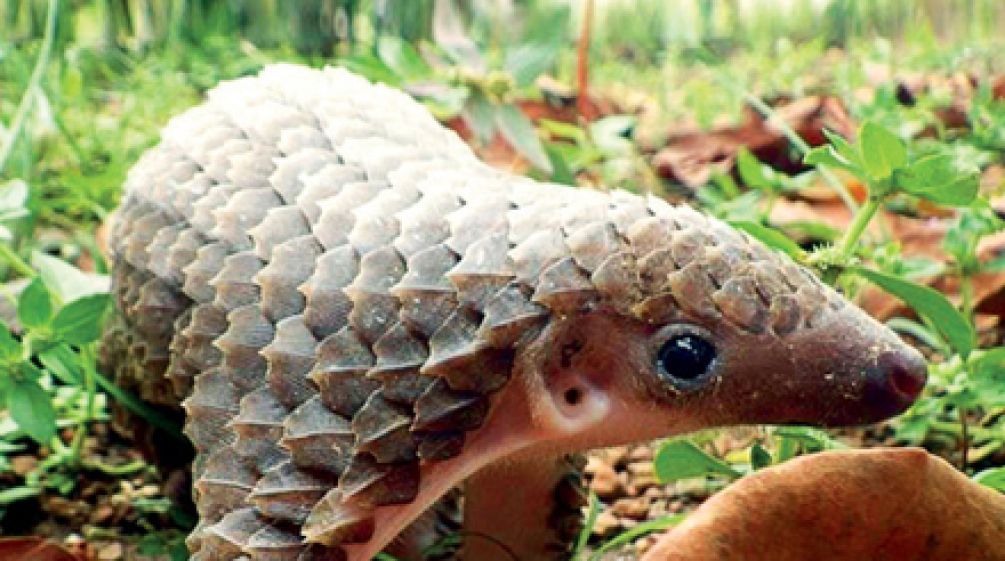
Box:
[103,64,928,561]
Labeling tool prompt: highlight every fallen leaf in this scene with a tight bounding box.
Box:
[641,448,1005,561]
[0,537,81,561]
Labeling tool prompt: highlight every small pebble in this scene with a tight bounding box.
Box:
[587,458,621,498]
[10,455,38,476]
[97,542,123,561]
[628,445,654,462]
[592,511,621,537]
[611,496,651,519]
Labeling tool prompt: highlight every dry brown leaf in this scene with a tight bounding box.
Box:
[0,537,81,561]
[641,448,1005,561]
[654,97,855,189]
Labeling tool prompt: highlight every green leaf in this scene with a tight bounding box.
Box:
[0,323,22,364]
[573,493,602,557]
[538,118,587,144]
[750,443,773,470]
[504,43,560,87]
[804,145,860,175]
[32,252,109,304]
[17,277,53,330]
[729,220,806,260]
[338,55,401,86]
[0,179,29,218]
[588,515,685,560]
[823,129,861,166]
[896,154,979,206]
[851,267,974,358]
[495,103,552,173]
[772,426,846,451]
[38,343,82,385]
[589,115,636,157]
[736,148,776,190]
[973,467,1005,491]
[6,377,56,445]
[53,293,109,345]
[653,439,742,482]
[544,143,576,186]
[377,36,431,80]
[460,93,496,146]
[859,121,907,180]
[968,347,1005,404]
[0,485,41,505]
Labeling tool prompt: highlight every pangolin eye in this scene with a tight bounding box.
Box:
[657,334,716,383]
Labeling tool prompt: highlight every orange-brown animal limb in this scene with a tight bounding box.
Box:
[641,448,1005,561]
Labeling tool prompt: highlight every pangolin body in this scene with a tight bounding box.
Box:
[104,65,927,561]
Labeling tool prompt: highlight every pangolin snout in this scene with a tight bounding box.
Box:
[862,348,928,419]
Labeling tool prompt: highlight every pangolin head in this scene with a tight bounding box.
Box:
[514,199,927,449]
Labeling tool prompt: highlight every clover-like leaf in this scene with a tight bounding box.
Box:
[504,43,560,87]
[0,324,22,365]
[896,154,978,206]
[377,36,432,80]
[851,267,974,358]
[17,277,53,330]
[53,294,110,345]
[736,148,778,191]
[7,376,56,445]
[495,103,552,173]
[804,144,860,175]
[654,440,742,482]
[461,92,496,145]
[37,343,82,385]
[729,220,806,260]
[859,121,907,180]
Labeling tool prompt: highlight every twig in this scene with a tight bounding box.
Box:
[739,91,859,213]
[0,0,59,177]
[960,409,970,470]
[575,0,594,120]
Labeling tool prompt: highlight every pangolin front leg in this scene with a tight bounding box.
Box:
[463,454,586,560]
[104,64,927,561]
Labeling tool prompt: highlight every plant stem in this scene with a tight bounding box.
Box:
[0,243,37,278]
[960,273,975,324]
[960,408,970,470]
[928,419,998,441]
[740,91,859,212]
[837,196,881,260]
[0,0,59,177]
[575,0,594,119]
[92,367,185,441]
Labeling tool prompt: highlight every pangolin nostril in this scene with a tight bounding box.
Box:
[882,350,928,400]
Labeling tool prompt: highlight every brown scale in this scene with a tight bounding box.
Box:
[295,165,366,225]
[250,206,311,261]
[270,149,338,203]
[230,387,290,473]
[214,304,275,396]
[312,181,386,250]
[215,254,265,313]
[262,315,318,409]
[392,244,461,339]
[249,465,333,526]
[344,246,406,345]
[301,246,358,340]
[257,235,322,322]
[212,188,284,251]
[309,327,379,418]
[350,393,417,464]
[280,395,355,476]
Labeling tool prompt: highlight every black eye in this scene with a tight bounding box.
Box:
[657,334,716,383]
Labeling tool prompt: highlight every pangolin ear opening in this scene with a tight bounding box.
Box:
[539,368,611,436]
